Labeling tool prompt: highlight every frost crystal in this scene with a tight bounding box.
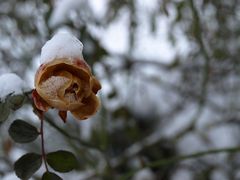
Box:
[40,32,84,64]
[40,76,69,99]
[0,73,25,100]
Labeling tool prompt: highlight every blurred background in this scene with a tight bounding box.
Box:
[0,0,240,179]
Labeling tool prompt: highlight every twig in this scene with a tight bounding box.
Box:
[121,146,240,179]
[174,0,211,140]
[189,0,210,105]
[44,115,101,151]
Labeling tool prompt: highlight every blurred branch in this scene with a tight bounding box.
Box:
[44,115,116,175]
[189,0,211,106]
[148,147,240,167]
[44,115,100,151]
[104,54,178,73]
[121,146,240,179]
[111,133,166,168]
[174,0,211,139]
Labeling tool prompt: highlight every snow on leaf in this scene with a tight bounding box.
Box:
[0,73,25,100]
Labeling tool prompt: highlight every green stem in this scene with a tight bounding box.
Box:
[40,117,49,172]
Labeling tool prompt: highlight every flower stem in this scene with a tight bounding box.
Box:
[40,117,49,172]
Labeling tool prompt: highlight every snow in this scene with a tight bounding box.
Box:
[49,0,84,27]
[0,73,25,100]
[40,76,69,99]
[40,32,84,64]
[132,168,156,180]
[88,0,108,19]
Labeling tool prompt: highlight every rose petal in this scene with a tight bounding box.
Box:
[34,57,101,120]
[38,76,72,110]
[70,94,100,120]
[32,89,50,112]
[35,58,91,87]
[58,111,67,123]
[90,77,101,94]
[73,76,91,100]
[73,58,91,73]
[56,71,73,100]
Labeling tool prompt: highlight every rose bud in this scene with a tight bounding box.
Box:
[32,32,101,121]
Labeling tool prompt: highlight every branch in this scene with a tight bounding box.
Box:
[174,0,212,139]
[121,146,240,179]
[44,115,101,151]
[189,0,211,106]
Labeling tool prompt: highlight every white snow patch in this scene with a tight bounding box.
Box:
[171,169,193,180]
[88,0,109,19]
[3,172,35,180]
[208,125,239,148]
[89,8,130,54]
[177,132,207,154]
[40,32,84,64]
[133,16,175,63]
[49,0,83,27]
[0,73,25,100]
[132,168,156,180]
[211,169,229,180]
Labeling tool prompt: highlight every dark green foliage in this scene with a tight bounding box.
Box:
[46,151,78,172]
[0,101,10,123]
[8,120,39,143]
[0,94,25,123]
[140,140,175,179]
[14,153,42,180]
[42,172,63,180]
[7,95,25,110]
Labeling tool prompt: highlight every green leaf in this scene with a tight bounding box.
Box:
[0,102,10,123]
[46,150,78,172]
[42,172,63,180]
[7,94,25,110]
[8,120,39,143]
[14,153,42,180]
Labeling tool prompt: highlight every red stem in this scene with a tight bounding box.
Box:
[40,117,49,172]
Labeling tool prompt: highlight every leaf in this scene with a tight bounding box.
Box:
[8,120,39,143]
[42,172,63,180]
[7,94,25,110]
[14,153,42,180]
[46,150,78,172]
[0,101,10,123]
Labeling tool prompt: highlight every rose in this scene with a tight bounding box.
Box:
[32,57,101,121]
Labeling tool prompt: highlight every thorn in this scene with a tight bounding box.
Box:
[58,111,67,123]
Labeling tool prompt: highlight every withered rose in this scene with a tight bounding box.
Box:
[33,57,101,121]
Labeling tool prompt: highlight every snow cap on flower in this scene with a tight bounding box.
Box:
[40,32,84,64]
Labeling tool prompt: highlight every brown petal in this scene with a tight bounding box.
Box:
[70,94,100,120]
[73,58,91,73]
[58,111,67,123]
[37,75,72,111]
[32,89,50,112]
[56,71,73,100]
[36,58,91,85]
[73,76,91,100]
[34,58,101,117]
[90,77,101,94]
